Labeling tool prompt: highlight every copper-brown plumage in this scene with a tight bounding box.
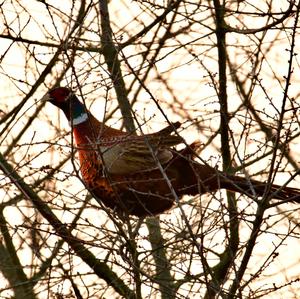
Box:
[44,87,300,217]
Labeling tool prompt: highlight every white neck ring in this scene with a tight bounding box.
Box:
[70,113,88,126]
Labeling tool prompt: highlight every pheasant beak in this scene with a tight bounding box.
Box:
[41,93,51,102]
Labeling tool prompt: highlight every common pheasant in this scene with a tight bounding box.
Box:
[43,87,300,217]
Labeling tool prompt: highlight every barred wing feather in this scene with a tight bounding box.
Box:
[101,134,183,174]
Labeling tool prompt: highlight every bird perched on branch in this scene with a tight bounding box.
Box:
[43,87,300,217]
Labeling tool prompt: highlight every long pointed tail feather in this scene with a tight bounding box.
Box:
[222,174,300,203]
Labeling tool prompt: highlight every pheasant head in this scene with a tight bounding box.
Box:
[43,87,88,126]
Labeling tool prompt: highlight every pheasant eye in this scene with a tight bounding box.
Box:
[50,87,71,102]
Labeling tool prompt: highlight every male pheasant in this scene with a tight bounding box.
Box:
[44,87,300,217]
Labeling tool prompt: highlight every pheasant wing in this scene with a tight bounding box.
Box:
[100,133,183,174]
